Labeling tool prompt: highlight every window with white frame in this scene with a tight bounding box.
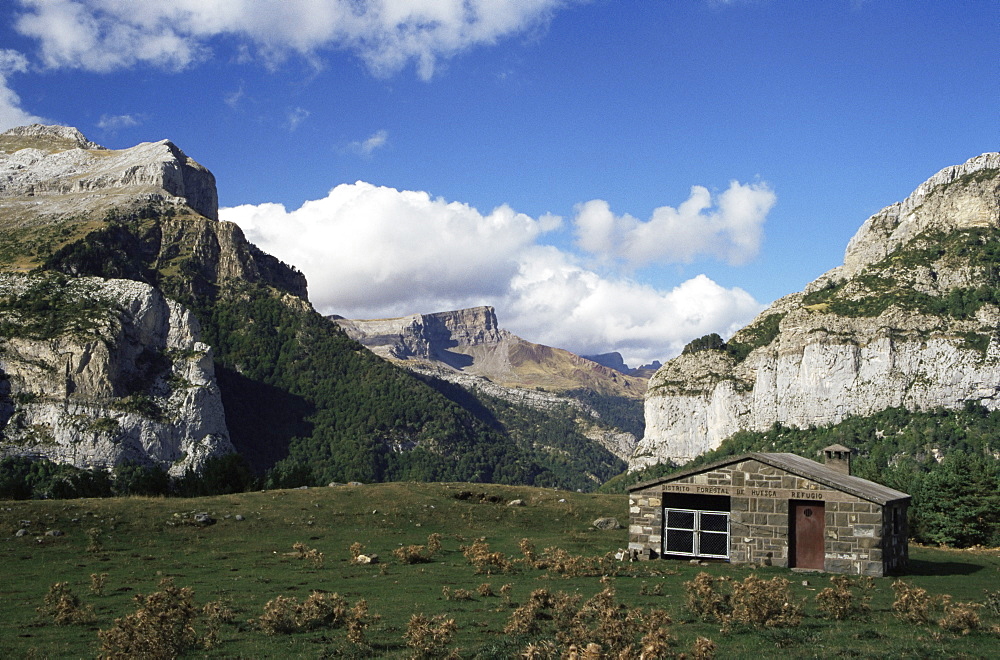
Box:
[663,508,730,558]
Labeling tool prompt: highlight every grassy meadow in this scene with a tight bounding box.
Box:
[2,482,998,658]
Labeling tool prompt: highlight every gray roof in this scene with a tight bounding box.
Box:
[628,452,910,505]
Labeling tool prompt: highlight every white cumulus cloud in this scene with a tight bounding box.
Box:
[221,182,766,367]
[503,249,762,366]
[0,49,46,131]
[574,181,776,266]
[222,181,561,319]
[14,0,570,79]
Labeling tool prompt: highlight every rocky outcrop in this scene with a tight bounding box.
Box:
[634,153,1000,469]
[0,274,233,475]
[333,306,644,461]
[0,124,218,221]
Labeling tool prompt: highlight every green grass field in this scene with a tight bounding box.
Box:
[2,482,998,658]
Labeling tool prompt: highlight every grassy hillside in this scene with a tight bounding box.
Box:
[2,485,998,658]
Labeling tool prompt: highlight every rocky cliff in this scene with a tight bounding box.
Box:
[333,306,646,398]
[0,125,273,474]
[0,124,306,300]
[0,273,232,475]
[633,153,1000,469]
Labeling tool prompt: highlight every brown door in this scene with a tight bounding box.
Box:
[792,501,825,570]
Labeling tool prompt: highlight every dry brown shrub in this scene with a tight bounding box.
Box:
[461,537,513,574]
[727,575,802,629]
[89,572,109,597]
[349,541,365,560]
[520,639,558,659]
[891,580,939,624]
[504,588,556,635]
[638,608,675,659]
[507,585,679,657]
[683,572,730,621]
[426,533,443,555]
[477,582,495,597]
[297,591,349,630]
[256,595,300,635]
[403,612,458,659]
[533,546,623,579]
[395,534,445,565]
[97,578,198,659]
[815,575,873,620]
[347,599,377,646]
[564,584,645,652]
[519,538,538,564]
[255,591,369,636]
[938,601,982,634]
[38,582,96,625]
[442,586,474,601]
[394,544,433,564]
[291,541,325,567]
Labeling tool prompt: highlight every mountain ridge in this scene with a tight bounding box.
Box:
[633,152,1000,469]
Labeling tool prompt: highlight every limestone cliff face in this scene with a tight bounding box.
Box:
[0,125,315,475]
[0,274,233,475]
[634,153,1000,469]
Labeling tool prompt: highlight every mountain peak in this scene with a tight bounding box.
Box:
[0,124,218,222]
[839,152,1000,280]
[0,124,104,153]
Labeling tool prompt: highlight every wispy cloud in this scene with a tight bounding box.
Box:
[97,112,142,131]
[349,129,388,156]
[13,0,572,80]
[221,180,769,366]
[286,107,310,131]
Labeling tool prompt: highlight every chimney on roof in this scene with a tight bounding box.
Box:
[822,444,854,475]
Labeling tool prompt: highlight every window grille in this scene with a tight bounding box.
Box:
[663,508,730,559]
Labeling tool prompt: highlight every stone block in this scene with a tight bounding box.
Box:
[767,513,786,527]
[857,513,882,525]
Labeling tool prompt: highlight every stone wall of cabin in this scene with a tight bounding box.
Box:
[628,458,906,576]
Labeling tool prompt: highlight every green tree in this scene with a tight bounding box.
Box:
[913,453,1000,547]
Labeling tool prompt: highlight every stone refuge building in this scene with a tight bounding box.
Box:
[628,446,910,576]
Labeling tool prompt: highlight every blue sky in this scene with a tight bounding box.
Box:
[1,1,997,366]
